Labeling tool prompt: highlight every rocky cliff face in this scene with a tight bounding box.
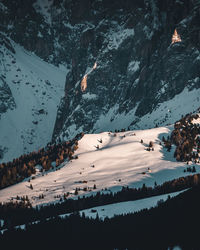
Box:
[1,0,200,147]
[52,0,200,141]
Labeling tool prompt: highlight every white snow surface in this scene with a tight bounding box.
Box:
[0,126,198,206]
[0,41,66,162]
[127,60,140,74]
[79,189,186,219]
[132,87,200,129]
[82,93,98,100]
[92,86,200,134]
[107,28,134,50]
[93,104,138,132]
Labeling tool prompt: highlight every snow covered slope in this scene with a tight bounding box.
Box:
[0,126,199,206]
[79,189,186,220]
[0,36,66,162]
[93,87,200,133]
[1,1,200,145]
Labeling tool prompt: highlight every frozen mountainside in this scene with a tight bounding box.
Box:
[93,87,200,133]
[1,0,200,145]
[0,34,66,162]
[0,0,200,159]
[51,0,200,141]
[0,126,199,206]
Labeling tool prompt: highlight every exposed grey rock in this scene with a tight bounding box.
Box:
[51,0,200,140]
[0,0,200,144]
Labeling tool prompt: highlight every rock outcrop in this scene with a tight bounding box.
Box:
[0,0,200,144]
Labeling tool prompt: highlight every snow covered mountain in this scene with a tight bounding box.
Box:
[0,33,66,162]
[0,0,200,161]
[0,125,199,207]
[1,2,200,247]
[51,0,200,141]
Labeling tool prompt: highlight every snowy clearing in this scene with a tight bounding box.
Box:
[79,189,186,219]
[0,126,198,206]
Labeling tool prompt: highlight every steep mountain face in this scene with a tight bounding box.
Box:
[0,0,200,158]
[0,31,66,162]
[50,0,200,141]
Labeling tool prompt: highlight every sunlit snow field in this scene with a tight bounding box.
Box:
[0,126,198,207]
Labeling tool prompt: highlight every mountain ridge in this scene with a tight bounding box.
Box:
[0,0,200,160]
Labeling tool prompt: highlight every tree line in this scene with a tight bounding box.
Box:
[163,111,200,163]
[0,133,84,189]
[0,172,199,229]
[1,185,200,250]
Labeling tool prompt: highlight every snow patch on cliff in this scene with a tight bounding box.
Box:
[82,93,98,100]
[93,105,137,132]
[127,61,140,74]
[132,86,200,129]
[108,28,135,50]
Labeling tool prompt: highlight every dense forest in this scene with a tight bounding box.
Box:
[1,185,200,250]
[170,112,200,162]
[0,172,199,229]
[0,132,84,189]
